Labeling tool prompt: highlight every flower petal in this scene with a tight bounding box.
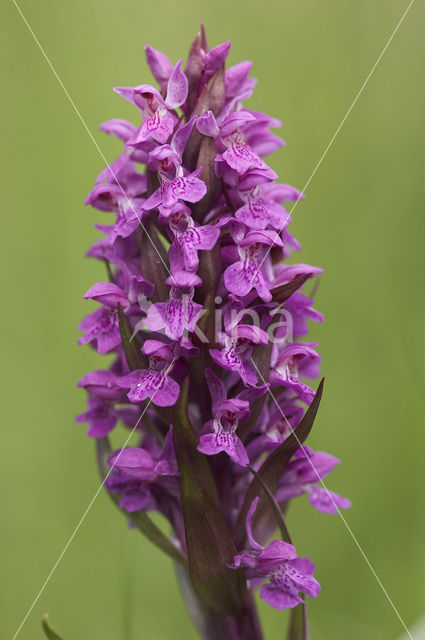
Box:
[165,60,188,109]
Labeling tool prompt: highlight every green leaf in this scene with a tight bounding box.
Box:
[172,378,219,504]
[234,378,324,548]
[287,603,309,640]
[173,378,248,614]
[117,303,147,371]
[139,221,169,302]
[95,437,186,565]
[251,273,313,308]
[146,167,160,198]
[248,465,291,544]
[179,466,246,613]
[41,615,64,640]
[239,342,273,442]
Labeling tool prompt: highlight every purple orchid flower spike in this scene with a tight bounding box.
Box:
[77,29,349,639]
[231,497,321,610]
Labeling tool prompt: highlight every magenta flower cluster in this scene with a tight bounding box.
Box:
[77,29,350,638]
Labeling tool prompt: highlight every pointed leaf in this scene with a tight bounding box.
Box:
[248,467,309,639]
[200,24,208,51]
[172,378,219,503]
[95,437,186,565]
[251,273,312,308]
[179,467,246,613]
[173,378,248,613]
[146,167,160,198]
[117,304,147,371]
[140,221,169,302]
[248,468,309,640]
[130,511,186,565]
[234,379,324,548]
[239,344,272,441]
[41,615,64,640]
[247,465,291,544]
[287,603,309,640]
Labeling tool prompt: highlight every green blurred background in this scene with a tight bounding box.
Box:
[1,1,424,638]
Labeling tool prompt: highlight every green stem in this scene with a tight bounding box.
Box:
[176,564,263,640]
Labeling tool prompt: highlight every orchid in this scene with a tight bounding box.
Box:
[77,28,349,640]
[197,368,257,467]
[276,446,351,514]
[231,497,321,610]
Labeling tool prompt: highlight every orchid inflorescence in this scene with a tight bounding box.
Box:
[77,27,350,639]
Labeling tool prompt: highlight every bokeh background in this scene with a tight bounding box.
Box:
[1,1,424,638]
